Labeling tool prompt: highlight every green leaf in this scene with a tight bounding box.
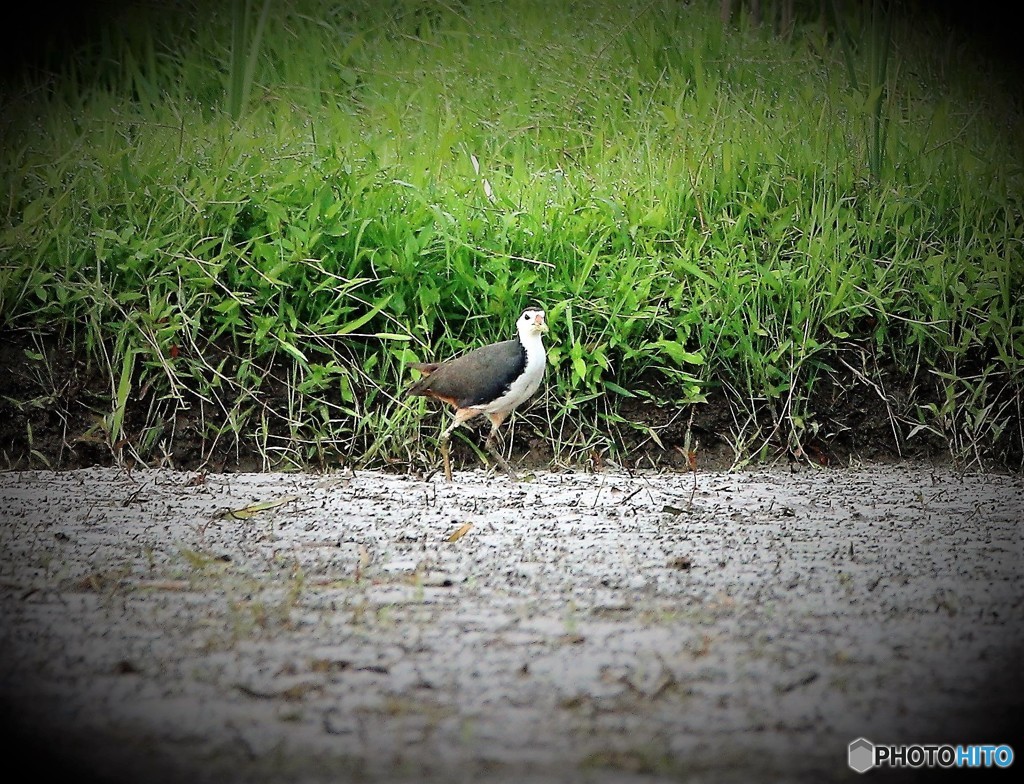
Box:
[572,355,587,382]
[651,339,705,366]
[604,380,635,397]
[333,295,393,336]
[275,333,308,364]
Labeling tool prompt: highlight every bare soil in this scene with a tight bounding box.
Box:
[1,462,1022,783]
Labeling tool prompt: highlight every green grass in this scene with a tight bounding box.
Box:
[1,0,1022,470]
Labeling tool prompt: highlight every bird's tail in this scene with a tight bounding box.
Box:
[406,362,441,396]
[409,362,440,375]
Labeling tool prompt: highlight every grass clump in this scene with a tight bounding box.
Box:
[1,0,1021,471]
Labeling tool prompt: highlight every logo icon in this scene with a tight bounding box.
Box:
[849,738,875,773]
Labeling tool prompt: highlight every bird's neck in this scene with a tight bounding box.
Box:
[518,330,546,363]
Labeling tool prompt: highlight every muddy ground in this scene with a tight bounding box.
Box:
[0,462,1021,783]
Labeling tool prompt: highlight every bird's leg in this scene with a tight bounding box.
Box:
[439,432,452,482]
[439,421,458,482]
[440,409,476,481]
[484,414,517,481]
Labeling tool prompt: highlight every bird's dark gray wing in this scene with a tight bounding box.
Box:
[410,339,526,408]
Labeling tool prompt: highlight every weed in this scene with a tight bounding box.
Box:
[1,0,1021,470]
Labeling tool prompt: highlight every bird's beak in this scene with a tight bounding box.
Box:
[534,313,549,333]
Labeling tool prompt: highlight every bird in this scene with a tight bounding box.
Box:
[406,307,548,481]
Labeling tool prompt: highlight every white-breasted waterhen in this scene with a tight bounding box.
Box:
[407,308,548,480]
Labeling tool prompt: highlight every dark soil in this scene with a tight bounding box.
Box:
[0,329,1008,474]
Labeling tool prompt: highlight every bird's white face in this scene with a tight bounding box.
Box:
[518,308,548,336]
